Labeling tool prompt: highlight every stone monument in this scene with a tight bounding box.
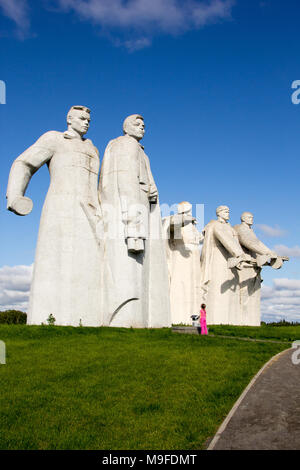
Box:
[200,205,253,325]
[98,114,171,328]
[6,106,102,326]
[234,211,289,326]
[163,201,203,325]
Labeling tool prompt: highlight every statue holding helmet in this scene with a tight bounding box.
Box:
[98,114,171,328]
[163,201,203,325]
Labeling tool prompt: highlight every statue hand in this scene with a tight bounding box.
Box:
[122,211,141,225]
[243,253,253,262]
[7,196,33,216]
[149,185,158,203]
[123,210,147,239]
[127,237,144,253]
[235,254,255,270]
[183,214,195,224]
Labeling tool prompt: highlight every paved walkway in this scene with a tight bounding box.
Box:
[208,348,300,450]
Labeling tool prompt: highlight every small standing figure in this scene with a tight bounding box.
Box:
[200,304,208,335]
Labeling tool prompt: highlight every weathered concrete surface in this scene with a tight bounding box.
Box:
[172,326,201,335]
[210,348,300,450]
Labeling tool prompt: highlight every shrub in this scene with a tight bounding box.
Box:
[266,319,300,327]
[0,310,27,324]
[47,314,56,325]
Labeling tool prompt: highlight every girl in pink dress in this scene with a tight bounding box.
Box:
[200,304,208,335]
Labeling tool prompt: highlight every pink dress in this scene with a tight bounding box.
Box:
[200,309,208,335]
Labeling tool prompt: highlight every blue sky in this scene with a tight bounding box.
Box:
[0,0,300,321]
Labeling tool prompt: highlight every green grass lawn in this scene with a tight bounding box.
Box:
[0,325,288,450]
[208,324,300,343]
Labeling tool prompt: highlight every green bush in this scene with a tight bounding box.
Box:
[263,319,300,327]
[0,310,27,324]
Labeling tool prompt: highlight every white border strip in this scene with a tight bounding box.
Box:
[207,347,291,450]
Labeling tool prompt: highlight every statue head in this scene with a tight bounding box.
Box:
[178,201,192,215]
[241,211,254,226]
[67,105,91,137]
[123,114,145,141]
[216,205,230,222]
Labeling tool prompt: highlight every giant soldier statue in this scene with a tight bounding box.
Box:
[163,201,203,325]
[200,205,253,325]
[234,211,289,326]
[6,106,102,326]
[98,114,171,328]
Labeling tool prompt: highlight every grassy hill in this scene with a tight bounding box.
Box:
[0,325,289,450]
[208,324,300,342]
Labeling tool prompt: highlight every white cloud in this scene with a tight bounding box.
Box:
[192,0,233,26]
[255,224,287,237]
[56,0,235,49]
[3,0,234,48]
[0,0,30,37]
[0,264,32,312]
[55,0,234,31]
[273,245,300,259]
[273,278,300,290]
[261,278,300,323]
[123,37,152,52]
[1,265,299,325]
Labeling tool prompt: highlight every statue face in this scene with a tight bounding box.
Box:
[126,118,145,141]
[69,110,90,136]
[218,207,230,221]
[242,213,253,226]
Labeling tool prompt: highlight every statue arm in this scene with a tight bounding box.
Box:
[214,224,244,258]
[237,228,273,255]
[143,153,158,202]
[194,225,204,244]
[115,140,145,249]
[6,131,56,215]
